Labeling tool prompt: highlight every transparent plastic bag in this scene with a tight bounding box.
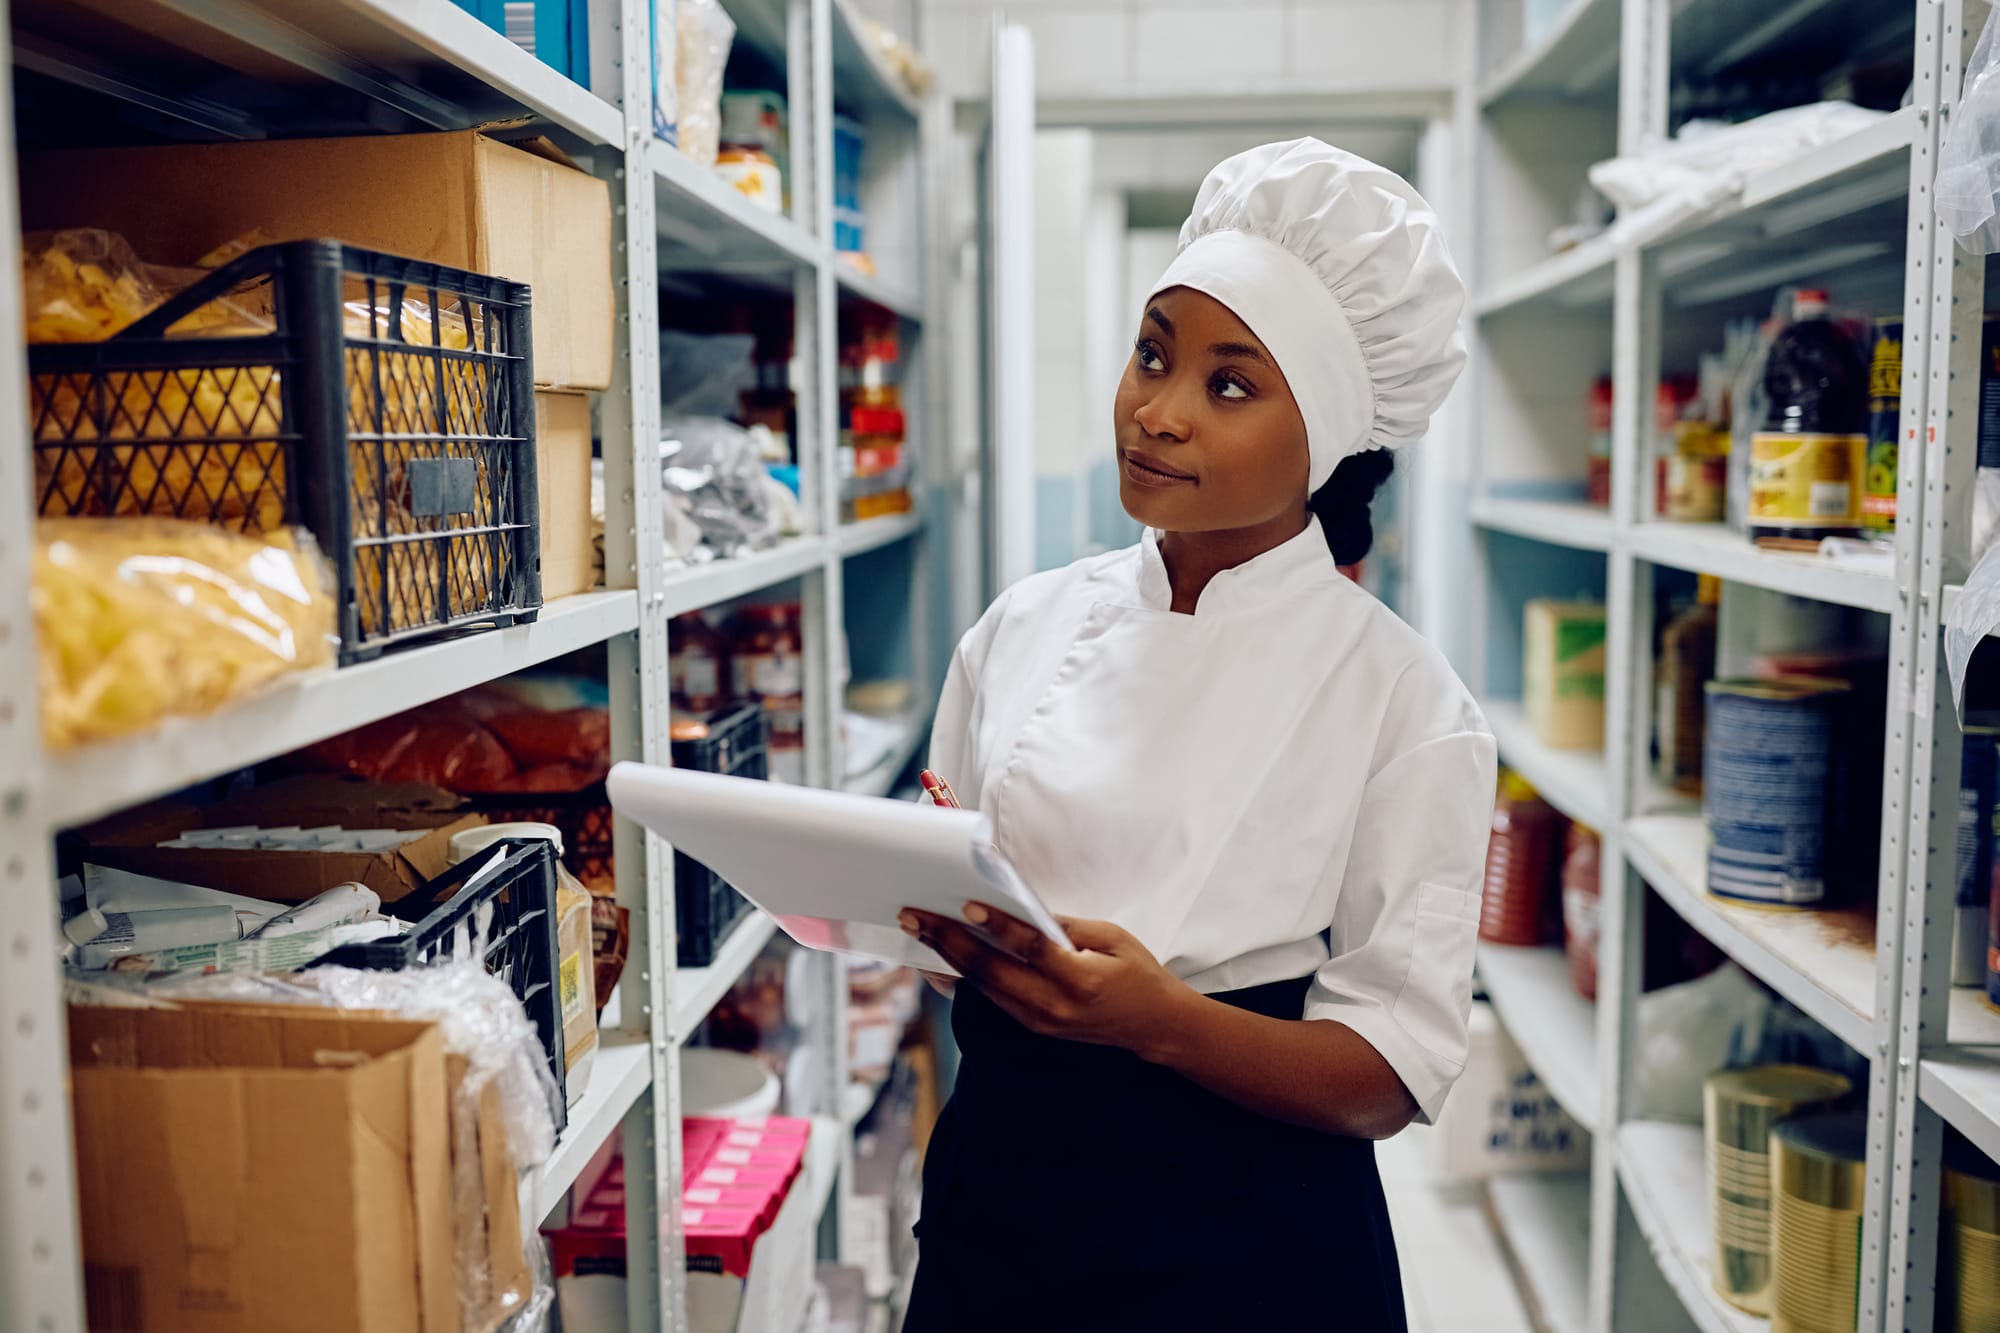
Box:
[22,227,271,343]
[661,414,780,556]
[1940,3,2000,253]
[661,328,756,416]
[677,0,737,168]
[155,959,559,1333]
[35,518,336,750]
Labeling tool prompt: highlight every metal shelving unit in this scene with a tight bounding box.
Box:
[0,0,950,1326]
[1467,0,1952,1327]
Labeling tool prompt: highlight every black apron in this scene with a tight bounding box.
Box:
[905,975,1407,1332]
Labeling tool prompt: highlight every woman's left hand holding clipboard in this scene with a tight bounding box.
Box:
[899,902,1190,1060]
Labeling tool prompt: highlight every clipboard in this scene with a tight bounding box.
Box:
[605,761,1073,971]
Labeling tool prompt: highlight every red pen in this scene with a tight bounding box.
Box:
[918,769,960,809]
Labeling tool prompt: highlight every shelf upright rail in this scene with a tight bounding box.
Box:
[0,6,86,1328]
[1889,1,1971,1326]
[1847,5,1944,1320]
[596,0,681,1325]
[1590,1,1668,1323]
[806,0,860,1258]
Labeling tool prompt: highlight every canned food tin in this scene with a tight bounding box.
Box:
[1770,1113,1866,1333]
[1704,1065,1852,1316]
[1945,1137,2000,1333]
[1704,678,1852,907]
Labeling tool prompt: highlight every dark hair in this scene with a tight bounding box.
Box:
[1308,448,1394,566]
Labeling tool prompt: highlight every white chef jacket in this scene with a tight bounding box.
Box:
[928,517,1496,1123]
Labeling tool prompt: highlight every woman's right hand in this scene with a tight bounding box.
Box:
[920,971,957,998]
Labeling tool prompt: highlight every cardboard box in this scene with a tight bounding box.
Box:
[77,777,480,905]
[1524,599,1607,751]
[1422,1002,1589,1181]
[22,131,613,390]
[70,1004,456,1333]
[538,390,597,600]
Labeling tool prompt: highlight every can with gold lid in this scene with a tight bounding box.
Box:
[1944,1136,2000,1332]
[1705,1065,1853,1315]
[1770,1112,1866,1332]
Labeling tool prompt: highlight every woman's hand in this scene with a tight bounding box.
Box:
[899,903,1192,1061]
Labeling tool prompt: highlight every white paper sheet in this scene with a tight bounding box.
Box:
[605,761,1072,971]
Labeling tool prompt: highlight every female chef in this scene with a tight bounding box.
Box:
[897,139,1496,1331]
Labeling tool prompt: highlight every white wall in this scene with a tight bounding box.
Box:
[918,0,1464,105]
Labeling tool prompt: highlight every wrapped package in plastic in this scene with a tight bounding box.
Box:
[152,960,559,1332]
[677,0,737,168]
[1940,3,2000,253]
[302,679,612,793]
[35,518,335,749]
[662,414,781,556]
[27,230,290,532]
[1589,102,1889,225]
[661,328,757,417]
[856,15,935,97]
[1633,962,1772,1123]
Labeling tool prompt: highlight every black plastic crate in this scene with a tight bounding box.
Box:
[672,704,767,967]
[312,837,567,1130]
[30,238,542,664]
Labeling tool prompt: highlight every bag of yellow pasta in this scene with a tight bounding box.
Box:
[35,519,335,750]
[26,229,286,533]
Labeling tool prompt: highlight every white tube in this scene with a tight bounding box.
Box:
[251,883,382,939]
[72,905,244,969]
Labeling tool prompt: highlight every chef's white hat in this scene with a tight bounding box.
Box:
[1146,137,1467,491]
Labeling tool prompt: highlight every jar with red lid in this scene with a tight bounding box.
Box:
[669,612,730,714]
[1480,772,1566,947]
[1562,823,1602,1000]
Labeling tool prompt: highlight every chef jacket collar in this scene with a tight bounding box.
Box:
[1136,517,1337,615]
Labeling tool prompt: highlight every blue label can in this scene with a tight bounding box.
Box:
[1704,678,1851,906]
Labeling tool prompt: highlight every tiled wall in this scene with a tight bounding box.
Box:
[909,0,1463,103]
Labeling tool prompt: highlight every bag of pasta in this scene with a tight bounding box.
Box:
[35,518,336,749]
[27,229,287,533]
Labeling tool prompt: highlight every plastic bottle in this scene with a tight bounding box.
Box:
[1562,823,1602,1000]
[1748,289,1869,542]
[670,612,730,714]
[1656,575,1721,796]
[1480,772,1566,947]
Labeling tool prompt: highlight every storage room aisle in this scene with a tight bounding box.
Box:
[9,0,2000,1331]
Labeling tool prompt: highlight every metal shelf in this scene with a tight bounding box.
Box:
[1487,1173,1593,1333]
[1478,0,1621,106]
[529,1036,654,1222]
[1483,699,1613,831]
[835,262,926,324]
[1470,496,1615,552]
[836,512,923,558]
[1912,993,2000,1167]
[1627,522,1898,614]
[40,590,640,830]
[11,0,625,146]
[672,911,781,1042]
[1618,1122,1768,1333]
[653,137,825,273]
[830,0,922,119]
[1625,814,1875,1054]
[844,712,930,800]
[1478,944,1600,1132]
[661,538,832,618]
[1475,234,1618,317]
